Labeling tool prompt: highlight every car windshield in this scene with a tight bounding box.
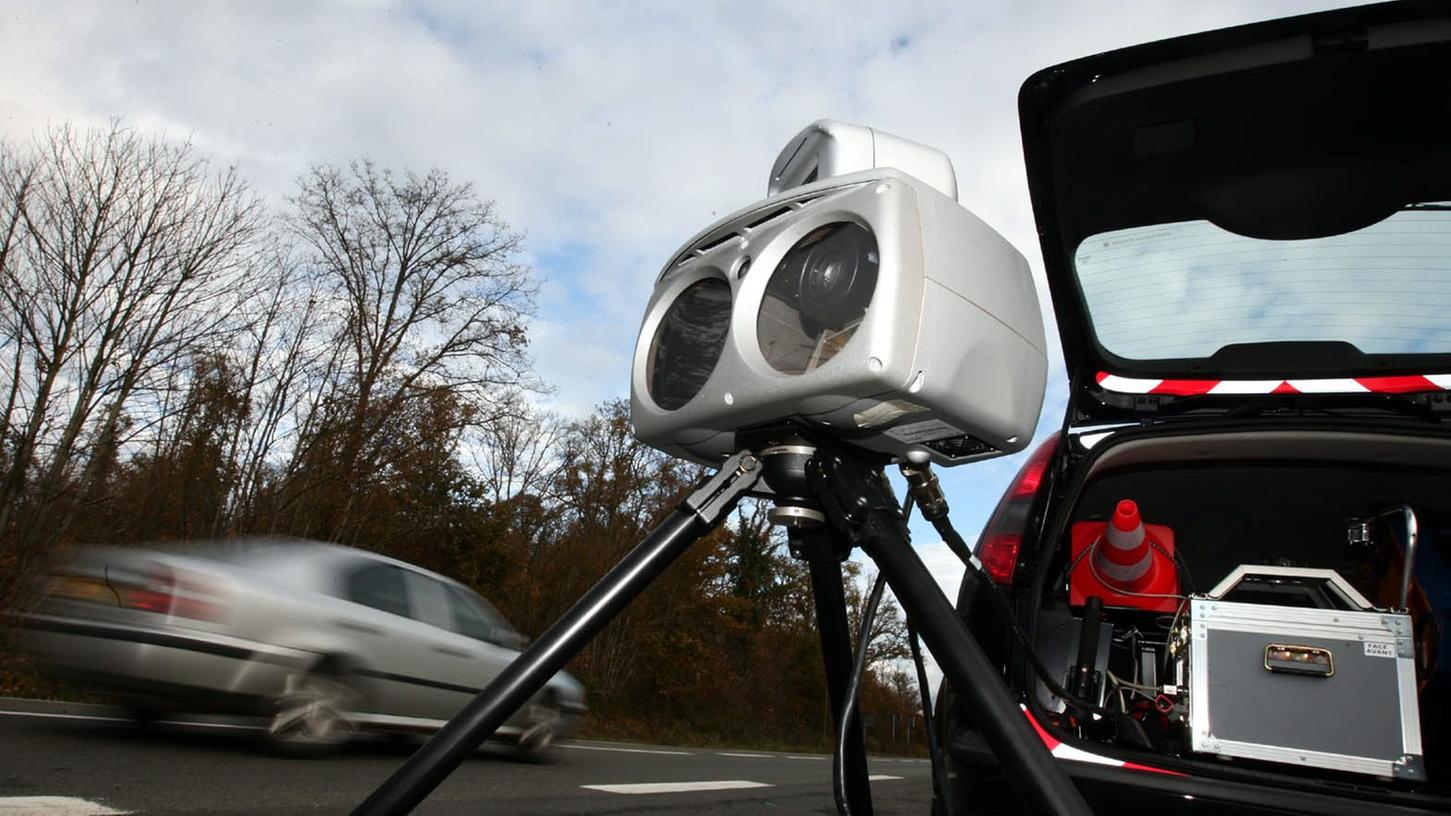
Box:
[1073,204,1451,361]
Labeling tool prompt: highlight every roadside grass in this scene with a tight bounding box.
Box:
[0,648,63,699]
[0,643,104,704]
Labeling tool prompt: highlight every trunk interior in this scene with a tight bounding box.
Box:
[1030,426,1451,796]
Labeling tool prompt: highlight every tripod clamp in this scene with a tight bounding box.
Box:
[685,450,764,525]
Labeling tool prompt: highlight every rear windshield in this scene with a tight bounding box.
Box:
[1073,205,1451,361]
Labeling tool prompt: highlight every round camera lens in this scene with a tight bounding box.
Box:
[647,277,732,410]
[800,239,865,326]
[757,222,878,375]
[798,224,875,332]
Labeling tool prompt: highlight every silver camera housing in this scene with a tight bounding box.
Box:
[769,119,959,201]
[630,166,1047,467]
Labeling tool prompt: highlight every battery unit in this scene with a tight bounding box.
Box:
[1187,598,1423,780]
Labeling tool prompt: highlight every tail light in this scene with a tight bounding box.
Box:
[113,567,226,622]
[976,437,1058,585]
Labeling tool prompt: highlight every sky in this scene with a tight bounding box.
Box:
[1,0,1363,690]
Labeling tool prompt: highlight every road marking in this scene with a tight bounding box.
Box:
[717,752,772,758]
[786,755,827,760]
[869,775,905,781]
[581,781,772,795]
[0,797,128,815]
[561,744,692,756]
[0,710,131,724]
[0,709,256,731]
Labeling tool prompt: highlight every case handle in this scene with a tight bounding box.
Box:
[1264,643,1334,677]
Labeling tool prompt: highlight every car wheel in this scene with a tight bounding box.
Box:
[515,701,562,762]
[267,669,359,758]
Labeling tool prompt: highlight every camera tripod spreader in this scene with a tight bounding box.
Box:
[352,442,1091,816]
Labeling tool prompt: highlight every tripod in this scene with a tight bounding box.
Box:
[351,439,1090,816]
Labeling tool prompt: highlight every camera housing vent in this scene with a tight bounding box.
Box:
[663,188,836,277]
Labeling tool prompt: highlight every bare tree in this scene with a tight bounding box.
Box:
[470,393,564,505]
[283,160,537,538]
[214,242,328,534]
[0,123,264,573]
[0,141,39,480]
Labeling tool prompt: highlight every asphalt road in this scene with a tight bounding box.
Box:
[0,698,934,815]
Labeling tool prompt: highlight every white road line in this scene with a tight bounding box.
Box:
[0,797,128,815]
[717,752,772,758]
[581,781,772,795]
[159,720,256,731]
[0,709,256,731]
[561,744,693,756]
[786,755,827,760]
[868,775,905,781]
[0,710,130,724]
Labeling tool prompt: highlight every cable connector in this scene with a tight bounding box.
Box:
[899,460,981,571]
[898,462,948,522]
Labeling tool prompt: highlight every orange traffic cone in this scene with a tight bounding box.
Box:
[1095,500,1154,588]
[1070,499,1179,612]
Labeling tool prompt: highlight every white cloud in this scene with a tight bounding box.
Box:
[1,1,1364,425]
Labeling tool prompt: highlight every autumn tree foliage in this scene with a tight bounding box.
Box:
[0,124,926,752]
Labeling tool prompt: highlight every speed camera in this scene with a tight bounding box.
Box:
[630,121,1048,467]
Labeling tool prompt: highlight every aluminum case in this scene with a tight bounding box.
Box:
[1187,597,1424,780]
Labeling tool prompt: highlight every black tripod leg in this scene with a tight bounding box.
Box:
[794,528,874,816]
[805,454,1089,816]
[352,452,762,816]
[860,516,1089,816]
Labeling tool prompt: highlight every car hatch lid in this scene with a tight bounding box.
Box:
[1019,1,1451,421]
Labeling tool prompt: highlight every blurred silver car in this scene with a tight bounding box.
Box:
[21,538,586,757]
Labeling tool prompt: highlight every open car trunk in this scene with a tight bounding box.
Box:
[1027,424,1451,798]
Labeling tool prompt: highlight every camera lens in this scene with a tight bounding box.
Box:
[757,222,878,375]
[799,228,872,330]
[647,277,732,410]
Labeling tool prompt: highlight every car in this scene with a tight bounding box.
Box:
[936,2,1451,814]
[20,538,586,757]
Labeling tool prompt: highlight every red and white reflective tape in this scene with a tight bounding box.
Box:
[1097,371,1451,397]
[1021,705,1182,776]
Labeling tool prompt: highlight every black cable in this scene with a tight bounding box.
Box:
[902,491,956,813]
[835,572,885,816]
[829,491,913,816]
[906,617,947,811]
[931,516,976,569]
[978,569,1113,717]
[933,511,1114,718]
